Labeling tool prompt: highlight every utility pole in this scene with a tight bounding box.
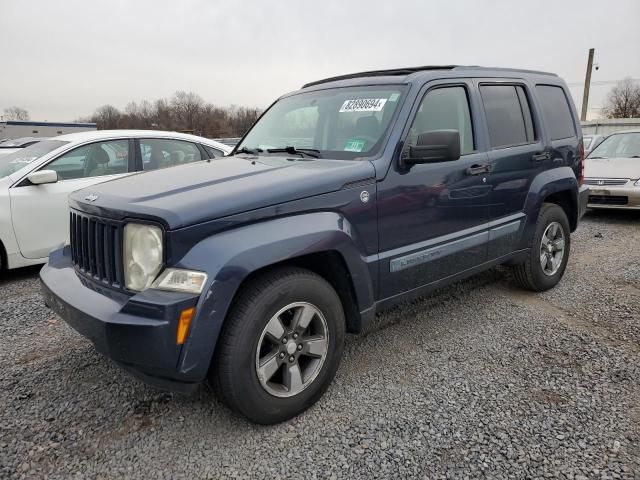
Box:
[581,48,595,121]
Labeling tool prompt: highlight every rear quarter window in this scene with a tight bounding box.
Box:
[535,85,576,140]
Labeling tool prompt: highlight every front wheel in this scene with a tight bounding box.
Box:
[511,203,571,292]
[211,267,345,424]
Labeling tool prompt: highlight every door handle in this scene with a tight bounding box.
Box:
[466,163,490,176]
[531,151,551,162]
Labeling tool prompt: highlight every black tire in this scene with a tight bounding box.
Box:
[211,266,345,424]
[511,203,571,292]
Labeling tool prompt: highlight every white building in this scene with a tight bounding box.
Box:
[0,120,96,140]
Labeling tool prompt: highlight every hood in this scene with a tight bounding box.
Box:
[584,157,640,180]
[69,156,375,229]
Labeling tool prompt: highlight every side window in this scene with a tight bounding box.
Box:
[139,139,203,171]
[408,86,474,155]
[203,145,224,158]
[535,85,576,140]
[45,140,129,180]
[480,85,536,148]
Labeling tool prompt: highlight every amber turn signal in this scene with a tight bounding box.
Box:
[176,307,195,345]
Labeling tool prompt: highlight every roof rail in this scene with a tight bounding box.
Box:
[302,65,558,89]
[302,66,457,88]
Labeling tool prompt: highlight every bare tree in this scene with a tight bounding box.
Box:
[171,91,204,132]
[3,106,30,121]
[82,92,261,137]
[603,78,640,119]
[91,105,122,129]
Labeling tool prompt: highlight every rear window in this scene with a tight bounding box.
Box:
[480,85,535,149]
[535,85,576,140]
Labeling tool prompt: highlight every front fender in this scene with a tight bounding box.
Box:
[173,212,374,380]
[520,166,579,248]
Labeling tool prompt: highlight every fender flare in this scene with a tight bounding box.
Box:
[520,166,579,248]
[174,211,375,380]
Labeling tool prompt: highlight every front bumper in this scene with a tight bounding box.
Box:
[586,184,640,210]
[40,247,202,392]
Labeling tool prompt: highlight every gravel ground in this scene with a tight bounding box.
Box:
[1,210,639,479]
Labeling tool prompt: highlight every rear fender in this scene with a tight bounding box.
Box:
[174,212,374,380]
[520,166,579,249]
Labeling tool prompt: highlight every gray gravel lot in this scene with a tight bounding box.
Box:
[1,211,639,479]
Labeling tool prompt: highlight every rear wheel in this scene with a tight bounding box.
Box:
[211,267,345,424]
[511,203,571,291]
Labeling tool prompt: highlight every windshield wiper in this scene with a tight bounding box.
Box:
[588,156,606,159]
[234,147,263,155]
[266,146,321,158]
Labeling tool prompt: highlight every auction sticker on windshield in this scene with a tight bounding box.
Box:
[339,98,387,113]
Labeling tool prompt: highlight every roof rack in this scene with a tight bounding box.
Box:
[302,65,558,88]
[302,66,457,88]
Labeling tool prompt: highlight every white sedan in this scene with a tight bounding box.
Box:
[0,130,231,270]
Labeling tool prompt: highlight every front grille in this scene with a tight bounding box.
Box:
[584,178,629,186]
[588,195,628,206]
[70,211,124,287]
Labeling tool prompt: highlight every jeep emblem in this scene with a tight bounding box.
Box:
[360,190,370,203]
[84,193,99,202]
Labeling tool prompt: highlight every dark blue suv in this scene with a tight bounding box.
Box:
[41,66,589,424]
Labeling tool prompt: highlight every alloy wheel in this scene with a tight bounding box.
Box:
[255,302,330,398]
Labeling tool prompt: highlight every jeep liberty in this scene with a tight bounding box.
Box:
[41,66,589,424]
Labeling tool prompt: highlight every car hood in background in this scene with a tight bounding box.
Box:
[585,157,640,180]
[69,156,375,229]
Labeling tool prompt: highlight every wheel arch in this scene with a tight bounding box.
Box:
[174,212,376,381]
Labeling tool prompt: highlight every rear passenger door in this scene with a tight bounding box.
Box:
[477,81,547,260]
[136,138,204,171]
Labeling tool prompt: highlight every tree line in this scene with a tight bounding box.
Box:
[81,91,262,138]
[4,79,640,130]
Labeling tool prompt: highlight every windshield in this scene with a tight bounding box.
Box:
[236,85,406,160]
[0,140,68,179]
[588,132,640,159]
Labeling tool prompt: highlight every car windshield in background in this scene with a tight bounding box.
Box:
[588,132,640,159]
[0,140,67,179]
[236,86,406,160]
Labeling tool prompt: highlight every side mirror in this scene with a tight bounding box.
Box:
[405,129,461,165]
[27,170,58,185]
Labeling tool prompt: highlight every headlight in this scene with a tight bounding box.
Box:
[151,268,208,294]
[123,223,163,291]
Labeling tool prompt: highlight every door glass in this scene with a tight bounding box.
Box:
[140,139,203,171]
[408,86,474,155]
[480,85,535,148]
[203,145,224,158]
[45,140,129,180]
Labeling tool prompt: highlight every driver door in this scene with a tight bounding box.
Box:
[10,139,133,259]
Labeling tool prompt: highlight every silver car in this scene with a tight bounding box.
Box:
[584,130,640,210]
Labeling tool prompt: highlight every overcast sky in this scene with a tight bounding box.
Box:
[1,0,639,122]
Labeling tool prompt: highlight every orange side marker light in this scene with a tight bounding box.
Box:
[176,307,195,345]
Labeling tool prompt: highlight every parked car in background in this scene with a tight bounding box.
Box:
[0,130,231,270]
[583,134,606,157]
[41,66,587,424]
[0,137,48,156]
[584,130,640,209]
